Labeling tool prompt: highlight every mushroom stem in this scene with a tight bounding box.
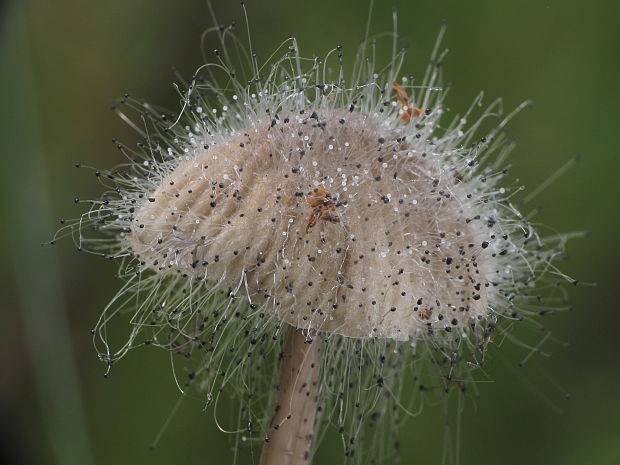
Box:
[260,327,322,465]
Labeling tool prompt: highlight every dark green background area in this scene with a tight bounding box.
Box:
[1,0,618,464]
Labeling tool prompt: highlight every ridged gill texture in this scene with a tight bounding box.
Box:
[129,109,492,340]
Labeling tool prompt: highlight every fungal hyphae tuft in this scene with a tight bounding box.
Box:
[57,12,576,465]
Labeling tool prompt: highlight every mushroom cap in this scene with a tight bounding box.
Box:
[129,110,491,340]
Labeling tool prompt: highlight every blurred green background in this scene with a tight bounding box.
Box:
[1,0,618,464]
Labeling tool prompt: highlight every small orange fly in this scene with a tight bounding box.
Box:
[392,80,425,122]
[478,320,496,353]
[305,185,339,233]
[418,308,433,320]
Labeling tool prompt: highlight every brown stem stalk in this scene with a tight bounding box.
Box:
[260,327,322,465]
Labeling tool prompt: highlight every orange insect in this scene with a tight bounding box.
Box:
[418,308,433,320]
[478,320,496,353]
[305,185,340,233]
[392,80,425,122]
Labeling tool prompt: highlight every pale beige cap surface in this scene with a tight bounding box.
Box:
[129,110,491,340]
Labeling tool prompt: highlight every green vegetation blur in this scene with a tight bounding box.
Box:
[1,0,618,464]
